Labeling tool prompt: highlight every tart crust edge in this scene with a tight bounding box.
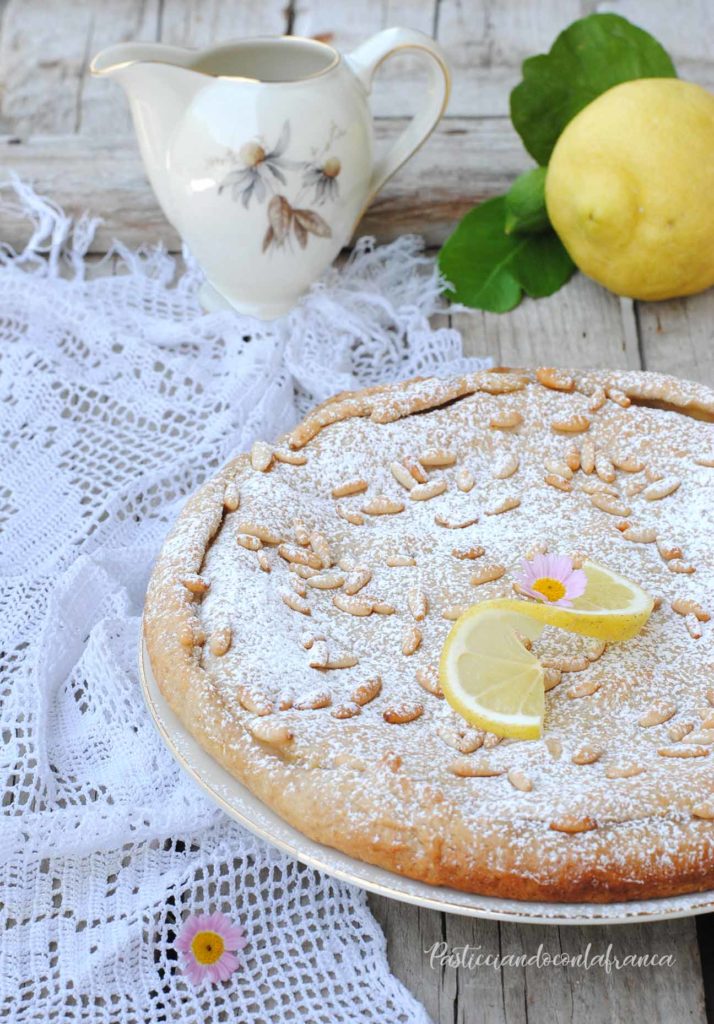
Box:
[143,367,714,903]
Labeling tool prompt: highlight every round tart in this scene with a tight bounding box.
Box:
[144,368,714,902]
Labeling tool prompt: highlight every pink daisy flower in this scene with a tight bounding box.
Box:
[516,553,587,607]
[175,911,248,986]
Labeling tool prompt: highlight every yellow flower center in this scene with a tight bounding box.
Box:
[531,576,566,602]
[191,930,225,966]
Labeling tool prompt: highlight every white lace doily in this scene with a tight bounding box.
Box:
[0,177,490,1023]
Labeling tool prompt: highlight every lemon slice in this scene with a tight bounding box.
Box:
[510,560,654,642]
[439,605,546,740]
[439,561,653,739]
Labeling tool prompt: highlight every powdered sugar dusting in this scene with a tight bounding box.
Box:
[154,371,714,898]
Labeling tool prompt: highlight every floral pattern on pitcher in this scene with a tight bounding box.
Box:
[215,121,345,252]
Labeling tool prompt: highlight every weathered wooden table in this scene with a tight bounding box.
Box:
[2,1,712,1020]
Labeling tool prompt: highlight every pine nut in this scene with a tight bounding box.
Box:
[238,685,273,716]
[309,530,332,568]
[390,461,415,490]
[336,505,365,526]
[490,411,523,430]
[456,467,475,492]
[607,386,631,407]
[605,764,644,779]
[278,543,322,569]
[180,573,209,595]
[442,604,470,621]
[248,718,293,747]
[643,476,681,501]
[237,522,283,545]
[343,569,372,595]
[352,676,382,706]
[250,440,273,472]
[549,815,597,834]
[544,473,572,492]
[209,625,232,657]
[612,454,644,473]
[621,526,657,544]
[448,758,503,777]
[362,495,405,516]
[672,598,710,622]
[386,554,416,566]
[471,564,505,586]
[410,479,447,501]
[274,448,308,465]
[294,690,332,711]
[435,514,479,529]
[383,701,424,724]
[281,590,311,616]
[484,495,521,516]
[402,626,422,656]
[551,415,590,434]
[416,664,443,698]
[580,438,596,474]
[333,593,372,617]
[571,746,602,765]
[590,494,631,517]
[331,702,362,719]
[408,588,429,621]
[493,453,520,479]
[419,448,457,467]
[237,533,262,551]
[331,478,368,498]
[223,480,240,511]
[307,572,345,590]
[508,768,533,791]
[639,701,677,727]
[668,559,696,575]
[536,367,574,392]
[452,546,485,560]
[595,452,616,483]
[545,459,573,480]
[589,387,607,412]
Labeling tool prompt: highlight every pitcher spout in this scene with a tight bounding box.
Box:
[91,43,203,227]
[90,42,196,78]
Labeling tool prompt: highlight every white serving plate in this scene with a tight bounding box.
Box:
[140,640,714,926]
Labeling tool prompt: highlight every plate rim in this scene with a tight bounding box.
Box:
[139,636,714,926]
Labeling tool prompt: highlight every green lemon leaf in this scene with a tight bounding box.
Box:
[510,13,677,165]
[504,167,549,235]
[439,196,575,313]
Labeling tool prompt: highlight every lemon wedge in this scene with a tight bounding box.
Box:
[439,561,653,739]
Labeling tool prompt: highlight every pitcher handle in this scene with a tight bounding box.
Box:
[347,28,451,203]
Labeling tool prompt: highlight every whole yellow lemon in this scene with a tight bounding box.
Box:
[545,78,714,301]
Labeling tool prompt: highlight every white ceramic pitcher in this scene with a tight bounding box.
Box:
[91,31,450,320]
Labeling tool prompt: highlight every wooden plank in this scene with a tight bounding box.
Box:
[437,0,714,118]
[292,0,714,120]
[597,0,714,94]
[158,0,289,48]
[435,0,582,118]
[371,895,707,1024]
[0,118,526,252]
[637,292,714,389]
[0,0,160,135]
[557,921,706,1024]
[367,899,459,1023]
[0,0,292,138]
[454,273,641,371]
[292,0,436,118]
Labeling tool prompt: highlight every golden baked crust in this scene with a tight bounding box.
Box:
[144,368,714,902]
